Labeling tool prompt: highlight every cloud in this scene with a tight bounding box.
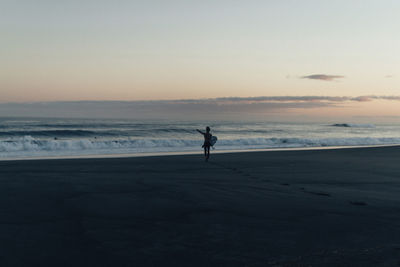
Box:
[350,96,373,102]
[374,96,400,101]
[213,96,349,102]
[349,95,400,102]
[1,95,400,119]
[301,74,345,81]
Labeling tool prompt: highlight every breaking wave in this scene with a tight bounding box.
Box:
[1,136,399,158]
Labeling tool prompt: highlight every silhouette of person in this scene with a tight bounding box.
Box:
[197,126,212,161]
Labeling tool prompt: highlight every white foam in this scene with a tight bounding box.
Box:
[1,136,400,159]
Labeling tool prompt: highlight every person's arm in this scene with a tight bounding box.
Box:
[196,129,204,135]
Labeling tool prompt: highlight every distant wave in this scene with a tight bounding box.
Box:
[1,136,399,158]
[0,128,286,138]
[0,128,198,138]
[0,130,102,138]
[330,123,376,128]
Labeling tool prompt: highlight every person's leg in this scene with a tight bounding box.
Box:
[206,146,210,159]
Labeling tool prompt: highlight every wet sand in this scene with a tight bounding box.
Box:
[1,146,400,266]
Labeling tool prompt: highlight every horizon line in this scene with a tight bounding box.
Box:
[3,94,400,104]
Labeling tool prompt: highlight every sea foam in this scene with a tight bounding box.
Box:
[1,136,399,158]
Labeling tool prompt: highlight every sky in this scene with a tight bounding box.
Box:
[1,0,399,120]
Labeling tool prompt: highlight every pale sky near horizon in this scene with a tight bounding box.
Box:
[1,1,400,119]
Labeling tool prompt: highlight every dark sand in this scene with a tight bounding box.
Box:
[1,147,400,266]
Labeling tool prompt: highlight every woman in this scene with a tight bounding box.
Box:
[196,126,212,161]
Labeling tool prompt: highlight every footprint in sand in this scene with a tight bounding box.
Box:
[301,189,331,197]
[349,201,367,206]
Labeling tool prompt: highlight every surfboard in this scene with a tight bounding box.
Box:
[210,136,218,146]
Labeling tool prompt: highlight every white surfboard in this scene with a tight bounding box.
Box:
[210,136,218,146]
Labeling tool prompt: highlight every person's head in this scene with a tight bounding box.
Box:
[206,126,210,132]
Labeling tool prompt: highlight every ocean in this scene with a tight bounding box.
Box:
[1,117,400,159]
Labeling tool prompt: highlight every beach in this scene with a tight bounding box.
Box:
[1,146,400,266]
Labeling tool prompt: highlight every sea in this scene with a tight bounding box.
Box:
[1,117,400,160]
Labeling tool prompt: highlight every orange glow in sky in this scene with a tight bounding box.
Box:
[1,1,399,120]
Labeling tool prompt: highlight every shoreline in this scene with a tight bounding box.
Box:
[1,143,400,162]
